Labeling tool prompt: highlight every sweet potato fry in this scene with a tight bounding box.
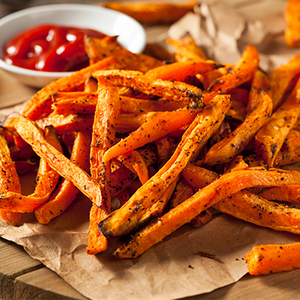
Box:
[169,177,194,208]
[114,167,300,258]
[208,45,259,93]
[260,185,300,204]
[138,177,179,228]
[21,57,123,120]
[99,94,231,238]
[166,33,207,62]
[52,92,98,115]
[181,163,218,190]
[143,43,175,61]
[118,150,149,184]
[103,1,198,25]
[0,129,23,225]
[119,97,186,113]
[269,54,300,111]
[285,0,300,47]
[255,77,300,167]
[214,190,300,234]
[190,207,215,228]
[181,164,218,227]
[36,113,94,135]
[103,107,202,163]
[87,77,120,255]
[144,60,221,82]
[273,128,300,166]
[247,69,271,114]
[203,88,273,166]
[116,112,154,133]
[52,92,186,115]
[154,136,177,166]
[34,131,91,224]
[245,243,300,275]
[93,69,206,109]
[84,35,162,72]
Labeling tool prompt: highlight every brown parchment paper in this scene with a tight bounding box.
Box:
[1,2,300,300]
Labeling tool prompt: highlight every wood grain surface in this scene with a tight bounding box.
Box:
[2,0,300,299]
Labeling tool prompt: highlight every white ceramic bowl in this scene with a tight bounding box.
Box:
[0,4,146,88]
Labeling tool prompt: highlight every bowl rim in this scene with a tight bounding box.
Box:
[0,3,146,78]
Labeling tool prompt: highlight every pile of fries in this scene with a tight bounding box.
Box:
[2,27,300,277]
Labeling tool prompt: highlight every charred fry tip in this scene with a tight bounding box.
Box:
[98,219,113,237]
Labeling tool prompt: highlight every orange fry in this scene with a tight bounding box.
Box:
[208,44,259,93]
[144,60,221,82]
[84,35,162,72]
[269,54,300,111]
[87,77,120,255]
[93,69,206,109]
[118,150,149,184]
[245,243,300,275]
[103,107,201,163]
[0,129,23,225]
[52,92,186,115]
[214,190,300,234]
[103,1,198,25]
[255,77,300,167]
[260,185,300,204]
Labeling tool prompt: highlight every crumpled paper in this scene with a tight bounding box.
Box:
[1,193,299,300]
[1,2,300,300]
[168,1,299,73]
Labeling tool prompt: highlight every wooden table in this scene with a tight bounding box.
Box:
[2,0,300,299]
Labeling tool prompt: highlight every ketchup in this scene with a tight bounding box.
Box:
[3,24,106,72]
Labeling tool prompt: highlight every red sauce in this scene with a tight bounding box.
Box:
[3,24,106,72]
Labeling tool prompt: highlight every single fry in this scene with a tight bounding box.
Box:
[93,69,206,109]
[103,107,202,163]
[247,69,271,114]
[269,54,300,111]
[208,45,259,93]
[245,243,300,275]
[103,1,198,25]
[260,185,300,204]
[0,129,23,225]
[118,150,149,184]
[214,190,300,234]
[166,33,207,62]
[87,77,120,255]
[52,92,186,115]
[144,60,221,82]
[285,0,300,47]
